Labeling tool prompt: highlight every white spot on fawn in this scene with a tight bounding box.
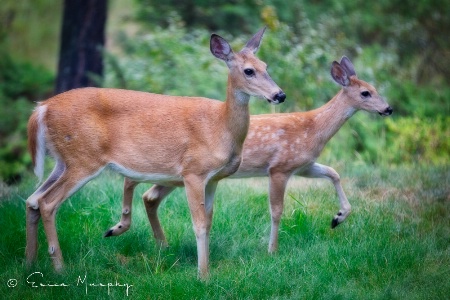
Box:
[276,129,285,136]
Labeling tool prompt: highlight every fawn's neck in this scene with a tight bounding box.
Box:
[310,89,356,147]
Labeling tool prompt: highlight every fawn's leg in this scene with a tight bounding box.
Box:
[104,178,138,237]
[142,184,176,246]
[300,163,351,228]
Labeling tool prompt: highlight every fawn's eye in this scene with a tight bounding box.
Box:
[244,68,255,76]
[361,91,371,98]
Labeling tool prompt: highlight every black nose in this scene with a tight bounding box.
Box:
[386,106,393,115]
[274,91,286,103]
[379,106,393,116]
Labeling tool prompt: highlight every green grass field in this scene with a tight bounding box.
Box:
[0,164,448,299]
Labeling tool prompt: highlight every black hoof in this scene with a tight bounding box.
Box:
[104,229,114,237]
[331,218,339,229]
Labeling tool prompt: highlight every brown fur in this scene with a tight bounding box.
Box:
[25,28,284,279]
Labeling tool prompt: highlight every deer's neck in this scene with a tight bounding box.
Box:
[309,90,356,147]
[223,77,250,146]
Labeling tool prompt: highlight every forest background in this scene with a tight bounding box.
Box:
[0,0,449,183]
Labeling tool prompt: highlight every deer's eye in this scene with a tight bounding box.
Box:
[244,69,255,76]
[361,91,371,98]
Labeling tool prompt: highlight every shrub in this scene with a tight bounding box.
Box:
[385,116,450,165]
[0,53,54,183]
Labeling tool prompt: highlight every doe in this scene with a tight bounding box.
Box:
[25,28,285,279]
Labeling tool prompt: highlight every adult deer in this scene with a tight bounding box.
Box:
[25,28,286,279]
[106,56,392,254]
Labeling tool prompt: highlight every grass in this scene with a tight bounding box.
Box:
[0,163,448,299]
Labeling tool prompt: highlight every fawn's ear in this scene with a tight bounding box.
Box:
[331,61,350,87]
[340,56,356,77]
[241,27,266,54]
[210,34,234,62]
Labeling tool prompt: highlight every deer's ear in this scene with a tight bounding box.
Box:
[331,61,350,87]
[210,34,234,61]
[241,27,266,54]
[339,56,356,77]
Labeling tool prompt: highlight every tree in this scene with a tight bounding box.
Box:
[55,0,108,94]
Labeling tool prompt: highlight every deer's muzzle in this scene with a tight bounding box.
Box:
[379,106,393,116]
[269,91,286,104]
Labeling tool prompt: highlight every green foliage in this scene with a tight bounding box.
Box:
[0,52,54,183]
[134,0,263,34]
[385,116,450,165]
[0,52,54,101]
[0,98,32,181]
[0,0,62,70]
[105,26,228,101]
[386,80,450,118]
[0,1,60,183]
[133,0,450,84]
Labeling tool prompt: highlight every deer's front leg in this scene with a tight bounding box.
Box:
[183,175,214,280]
[104,178,138,237]
[268,171,290,253]
[204,181,218,238]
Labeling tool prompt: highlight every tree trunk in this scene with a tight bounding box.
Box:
[55,0,107,94]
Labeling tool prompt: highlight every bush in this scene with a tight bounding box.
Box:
[0,53,54,101]
[104,26,227,101]
[0,53,54,183]
[385,116,450,165]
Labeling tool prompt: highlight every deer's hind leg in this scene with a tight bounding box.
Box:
[26,159,65,266]
[33,166,103,272]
